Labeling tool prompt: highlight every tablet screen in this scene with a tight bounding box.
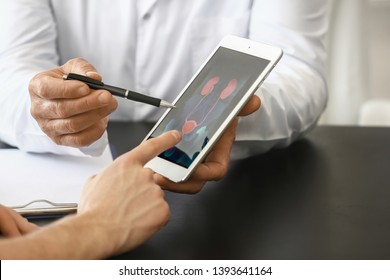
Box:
[150,47,270,168]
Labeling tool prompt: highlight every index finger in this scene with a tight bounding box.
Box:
[130,130,182,165]
[30,71,90,100]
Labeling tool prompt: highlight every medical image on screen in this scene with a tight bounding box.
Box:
[150,47,270,168]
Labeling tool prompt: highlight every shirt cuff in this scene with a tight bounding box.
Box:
[79,130,109,157]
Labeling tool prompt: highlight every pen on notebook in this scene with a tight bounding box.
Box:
[63,73,176,109]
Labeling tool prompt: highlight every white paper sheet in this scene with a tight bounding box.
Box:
[0,147,112,210]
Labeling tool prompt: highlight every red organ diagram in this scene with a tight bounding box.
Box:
[182,76,238,135]
[154,72,246,168]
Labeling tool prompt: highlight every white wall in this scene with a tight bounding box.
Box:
[368,0,390,100]
[320,0,390,125]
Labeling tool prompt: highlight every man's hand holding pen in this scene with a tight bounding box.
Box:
[29,57,118,148]
[63,73,175,109]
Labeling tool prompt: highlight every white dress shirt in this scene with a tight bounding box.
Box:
[0,0,329,158]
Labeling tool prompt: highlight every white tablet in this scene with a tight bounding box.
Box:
[144,35,283,182]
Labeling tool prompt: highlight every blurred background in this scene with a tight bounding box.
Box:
[320,0,390,126]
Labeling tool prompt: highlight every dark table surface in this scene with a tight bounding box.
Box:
[106,123,390,260]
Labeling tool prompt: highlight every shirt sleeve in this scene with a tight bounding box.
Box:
[231,0,329,159]
[0,0,107,156]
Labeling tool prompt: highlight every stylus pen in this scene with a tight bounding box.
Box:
[63,73,175,109]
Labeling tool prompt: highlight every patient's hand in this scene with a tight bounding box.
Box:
[0,205,39,237]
